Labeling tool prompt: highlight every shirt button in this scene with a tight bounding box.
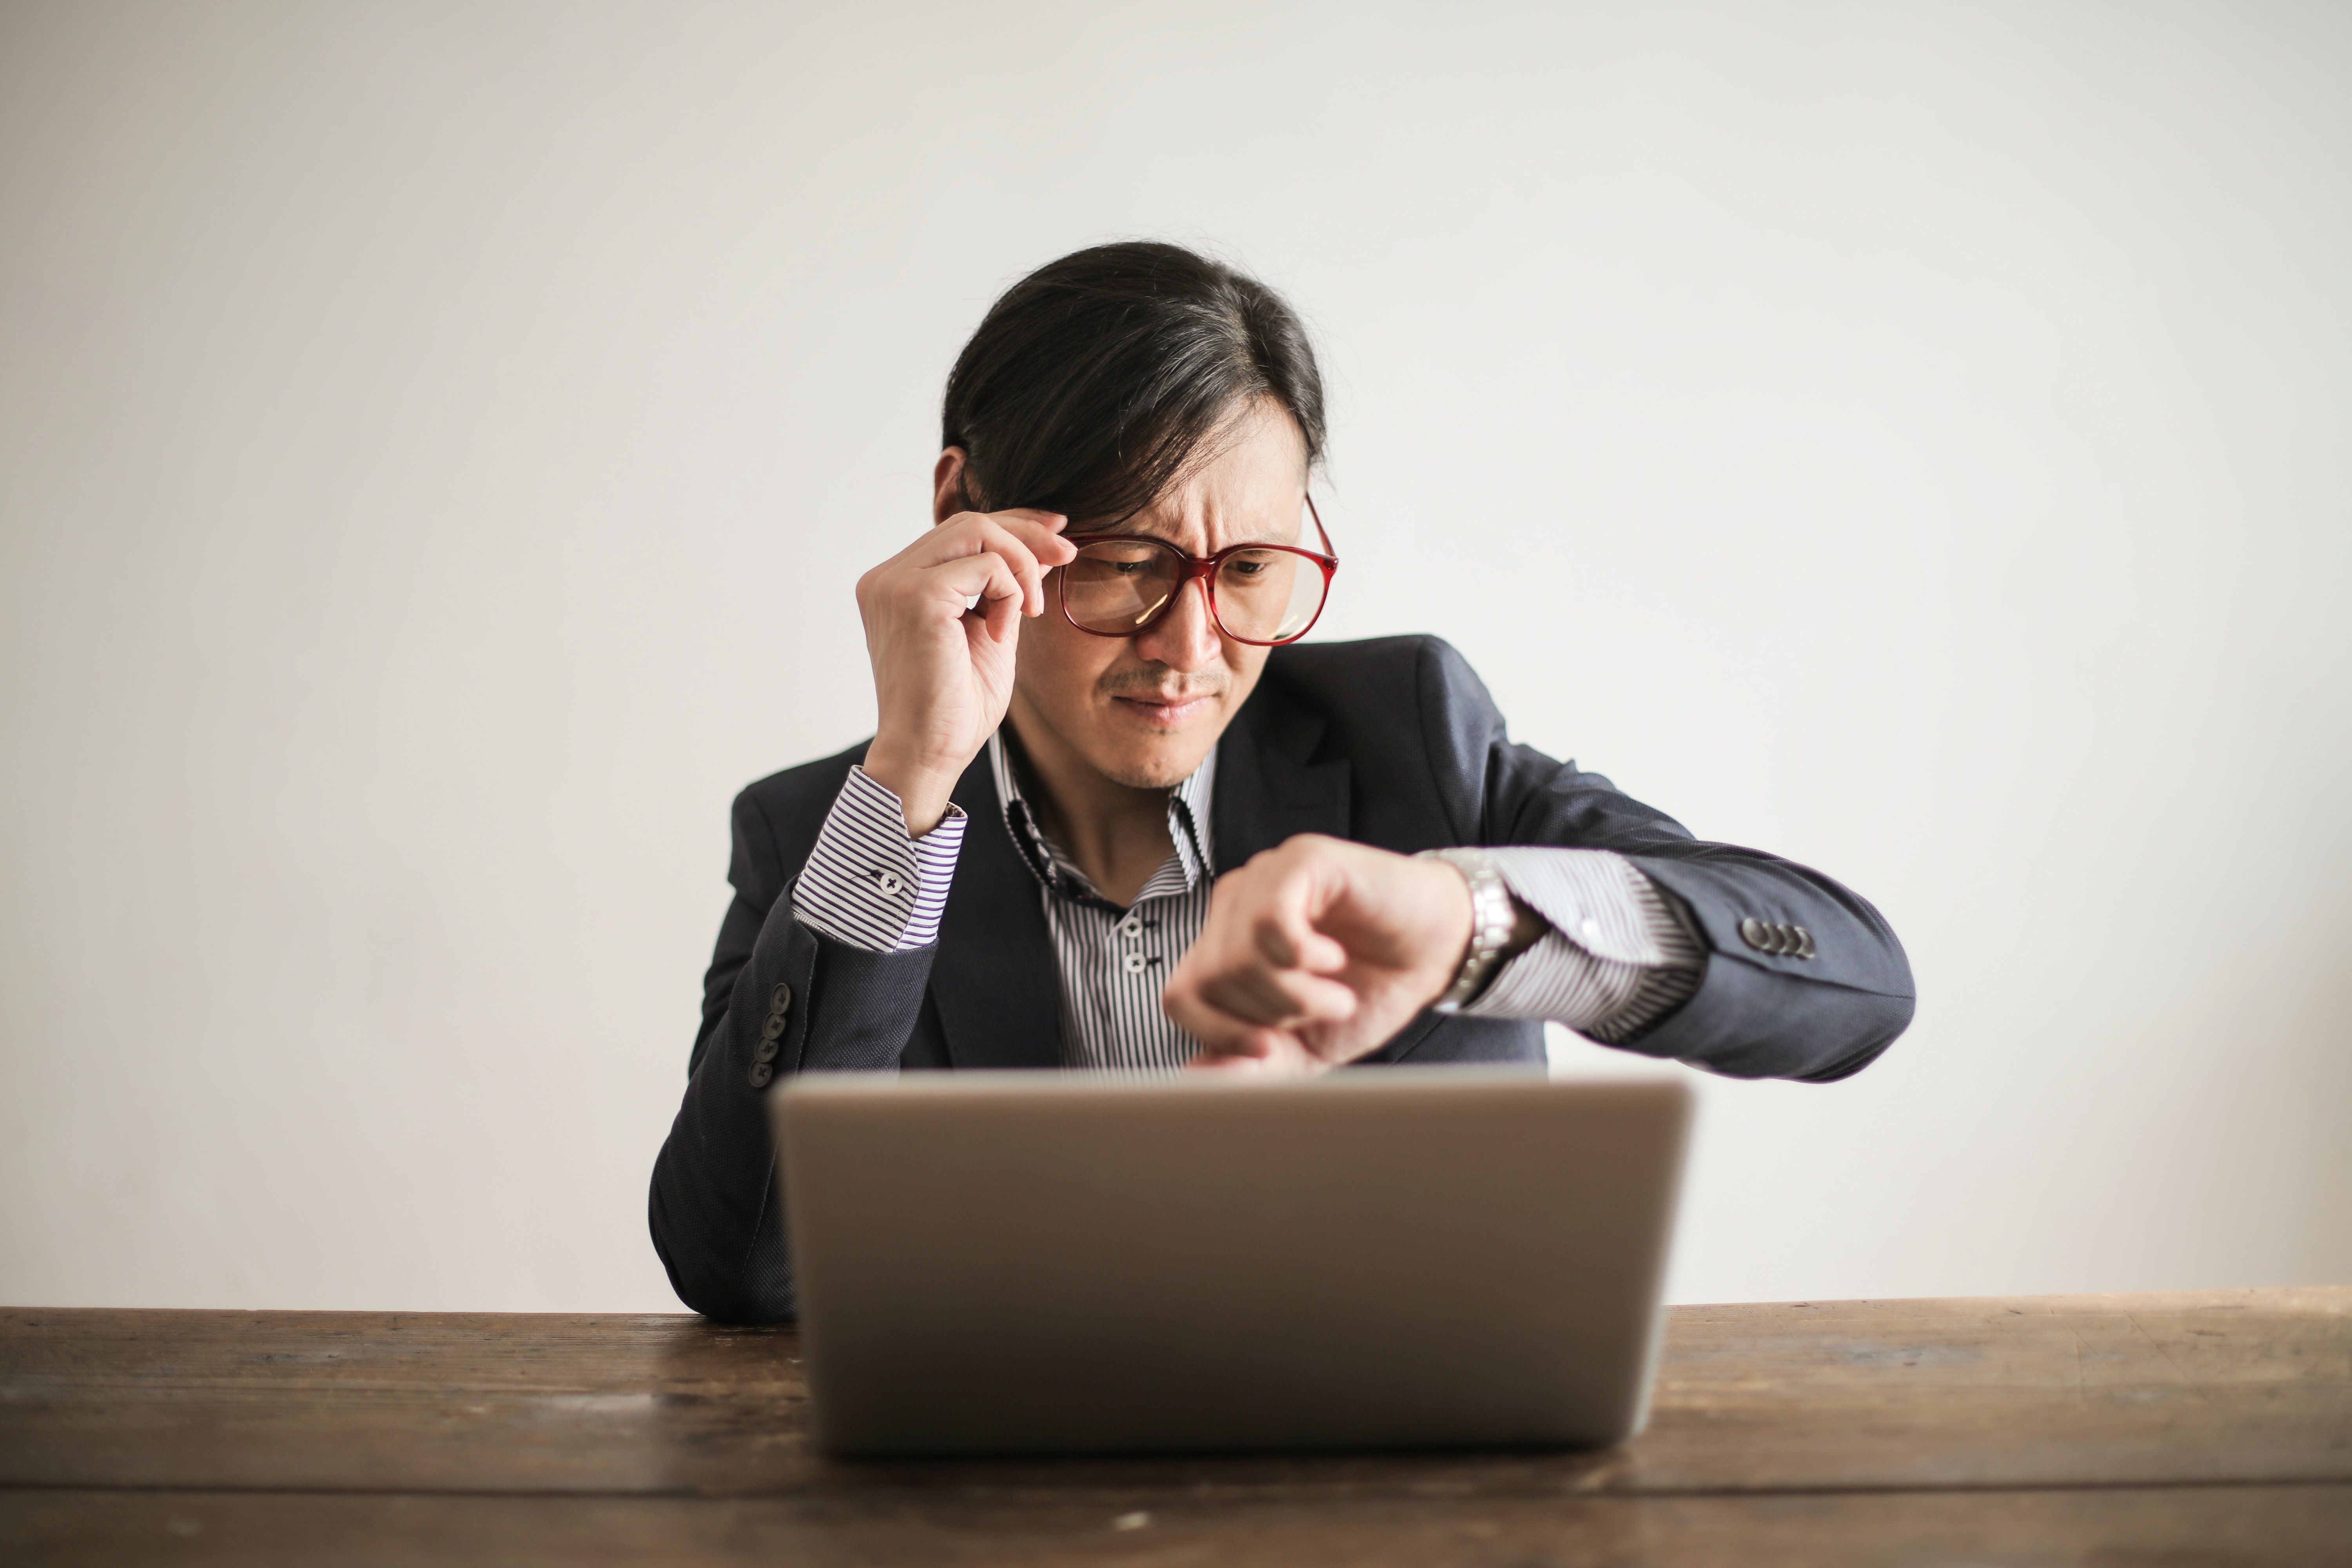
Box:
[1122,951,1148,975]
[1118,917,1144,940]
[874,871,906,897]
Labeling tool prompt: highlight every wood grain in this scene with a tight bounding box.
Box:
[7,1483,2350,1568]
[3,1289,2346,1499]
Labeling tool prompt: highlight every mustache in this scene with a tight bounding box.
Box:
[1100,670,1227,702]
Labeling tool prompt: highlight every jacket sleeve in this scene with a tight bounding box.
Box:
[1416,639,1914,1082]
[647,780,936,1323]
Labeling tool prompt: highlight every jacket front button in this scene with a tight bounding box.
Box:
[748,1060,774,1089]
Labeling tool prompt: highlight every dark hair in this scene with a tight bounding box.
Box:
[941,242,1325,526]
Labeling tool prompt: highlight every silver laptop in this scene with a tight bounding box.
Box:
[772,1066,1691,1457]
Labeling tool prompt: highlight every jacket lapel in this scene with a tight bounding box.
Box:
[1213,682,1352,872]
[928,748,1063,1070]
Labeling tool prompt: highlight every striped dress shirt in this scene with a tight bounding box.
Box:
[790,733,1702,1068]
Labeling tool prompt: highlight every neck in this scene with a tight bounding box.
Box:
[1004,705,1178,909]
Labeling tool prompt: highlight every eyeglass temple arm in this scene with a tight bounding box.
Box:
[1306,495,1337,563]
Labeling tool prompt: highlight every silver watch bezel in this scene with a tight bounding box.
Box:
[1419,846,1516,1013]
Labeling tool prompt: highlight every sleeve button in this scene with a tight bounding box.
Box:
[770,982,793,1015]
[1740,917,1771,951]
[761,1013,788,1041]
[747,1061,774,1089]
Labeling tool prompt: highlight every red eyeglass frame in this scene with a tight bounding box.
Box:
[1054,497,1339,647]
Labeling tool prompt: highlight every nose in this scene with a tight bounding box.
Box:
[1132,573,1221,672]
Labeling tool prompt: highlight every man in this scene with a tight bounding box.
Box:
[650,242,1914,1323]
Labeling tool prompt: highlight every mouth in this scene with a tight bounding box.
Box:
[1111,692,1218,728]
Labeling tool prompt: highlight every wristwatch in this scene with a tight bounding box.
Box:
[1418,846,1518,1013]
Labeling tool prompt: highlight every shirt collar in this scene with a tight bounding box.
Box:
[987,729,1218,909]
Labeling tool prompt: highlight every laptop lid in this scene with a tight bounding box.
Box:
[774,1066,1690,1457]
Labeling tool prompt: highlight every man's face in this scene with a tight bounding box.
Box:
[1008,403,1310,791]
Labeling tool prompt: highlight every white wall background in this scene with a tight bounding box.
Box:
[3,1,2347,1313]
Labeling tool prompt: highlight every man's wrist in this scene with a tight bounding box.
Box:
[860,743,962,835]
[1418,848,1521,1013]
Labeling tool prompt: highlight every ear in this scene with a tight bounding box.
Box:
[932,448,971,526]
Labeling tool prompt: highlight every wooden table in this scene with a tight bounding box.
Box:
[3,1289,2347,1564]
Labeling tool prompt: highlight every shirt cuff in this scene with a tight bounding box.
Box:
[789,766,968,953]
[1464,848,1704,1043]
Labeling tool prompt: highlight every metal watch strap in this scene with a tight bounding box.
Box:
[1419,846,1517,1013]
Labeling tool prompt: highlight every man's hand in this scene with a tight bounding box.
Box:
[1161,835,1477,1075]
[856,509,1076,833]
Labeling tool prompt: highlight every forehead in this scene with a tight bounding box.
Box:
[1110,406,1309,551]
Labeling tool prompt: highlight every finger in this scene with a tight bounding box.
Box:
[1254,911,1348,976]
[1188,1034,1321,1077]
[1162,974,1275,1053]
[1185,1054,1271,1076]
[1172,942,1357,1031]
[1189,1031,1275,1064]
[951,518,1049,616]
[989,508,1069,529]
[965,554,1025,650]
[975,557,1023,647]
[965,517,1065,617]
[986,520,1055,618]
[1201,965,1358,1027]
[1249,877,1349,975]
[992,508,1076,552]
[915,550,1025,613]
[935,512,1076,610]
[923,513,1048,583]
[1185,1040,1280,1073]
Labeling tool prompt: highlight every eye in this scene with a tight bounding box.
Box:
[1074,542,1168,576]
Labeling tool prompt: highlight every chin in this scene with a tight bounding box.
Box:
[1094,739,1212,792]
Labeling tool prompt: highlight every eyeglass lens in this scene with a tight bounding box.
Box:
[1062,538,1327,643]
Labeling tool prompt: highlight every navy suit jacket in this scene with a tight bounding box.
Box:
[649,635,1914,1321]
